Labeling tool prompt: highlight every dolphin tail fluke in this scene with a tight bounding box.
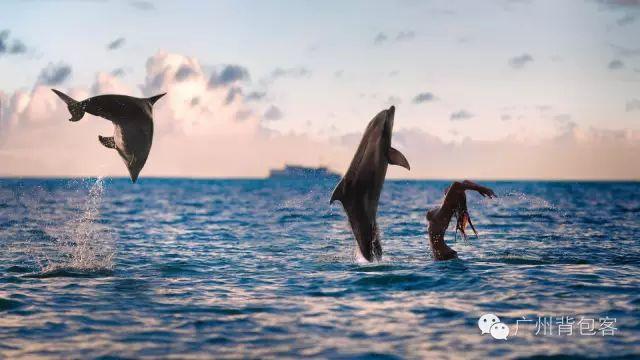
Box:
[388,147,410,170]
[349,205,382,262]
[330,178,346,204]
[51,89,85,122]
[98,135,116,149]
[147,93,166,106]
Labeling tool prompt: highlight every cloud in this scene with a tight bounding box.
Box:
[175,64,198,81]
[334,70,344,78]
[596,0,640,9]
[37,63,72,85]
[412,92,435,104]
[626,98,640,112]
[553,113,573,122]
[501,114,512,121]
[536,105,552,112]
[386,96,402,106]
[450,110,473,121]
[387,127,640,180]
[110,68,126,77]
[91,71,130,95]
[263,105,283,121]
[8,40,26,54]
[106,37,125,50]
[373,32,388,45]
[130,0,154,10]
[608,59,625,69]
[1,50,261,144]
[509,53,533,69]
[553,114,576,133]
[245,91,266,101]
[617,13,637,25]
[0,30,28,55]
[271,67,311,79]
[609,43,640,57]
[503,0,532,11]
[395,31,416,41]
[235,110,253,121]
[374,31,416,45]
[225,87,242,105]
[150,74,169,94]
[259,67,311,87]
[595,0,640,21]
[2,50,639,180]
[209,64,249,88]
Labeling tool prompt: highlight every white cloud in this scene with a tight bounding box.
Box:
[0,51,638,180]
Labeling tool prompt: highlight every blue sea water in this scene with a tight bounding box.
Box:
[0,178,639,359]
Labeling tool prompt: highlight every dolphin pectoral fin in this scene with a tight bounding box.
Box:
[388,147,410,170]
[330,178,346,204]
[98,136,116,149]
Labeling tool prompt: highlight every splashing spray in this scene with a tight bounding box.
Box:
[36,177,116,274]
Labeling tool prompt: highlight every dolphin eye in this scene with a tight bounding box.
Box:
[483,319,487,322]
[492,319,496,322]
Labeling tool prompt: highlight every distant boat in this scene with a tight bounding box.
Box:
[268,165,341,180]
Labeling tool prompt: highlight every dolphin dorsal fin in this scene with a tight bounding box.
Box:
[98,135,116,149]
[388,147,410,170]
[330,178,347,204]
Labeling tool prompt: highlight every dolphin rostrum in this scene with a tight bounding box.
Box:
[52,89,166,183]
[330,106,410,261]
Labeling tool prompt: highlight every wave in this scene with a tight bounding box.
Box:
[352,273,433,287]
[0,297,25,311]
[23,267,114,279]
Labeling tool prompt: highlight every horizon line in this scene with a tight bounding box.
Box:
[0,176,638,182]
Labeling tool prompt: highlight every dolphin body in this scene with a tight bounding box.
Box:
[52,89,165,183]
[330,106,410,261]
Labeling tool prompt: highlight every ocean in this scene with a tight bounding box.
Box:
[0,178,638,359]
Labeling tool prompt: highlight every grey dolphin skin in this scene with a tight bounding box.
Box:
[52,89,166,183]
[330,106,410,261]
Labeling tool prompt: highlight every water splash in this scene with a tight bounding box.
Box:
[33,177,116,274]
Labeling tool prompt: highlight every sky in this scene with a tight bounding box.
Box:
[0,0,639,179]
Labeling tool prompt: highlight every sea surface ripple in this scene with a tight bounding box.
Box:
[0,178,639,359]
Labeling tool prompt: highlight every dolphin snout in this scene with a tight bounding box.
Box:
[385,106,395,133]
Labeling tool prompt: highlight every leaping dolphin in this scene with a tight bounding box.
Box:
[330,106,410,262]
[52,89,166,183]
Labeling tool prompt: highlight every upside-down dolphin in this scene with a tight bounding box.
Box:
[330,105,410,261]
[52,89,166,183]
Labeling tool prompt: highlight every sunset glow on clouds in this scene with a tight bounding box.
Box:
[0,1,638,179]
